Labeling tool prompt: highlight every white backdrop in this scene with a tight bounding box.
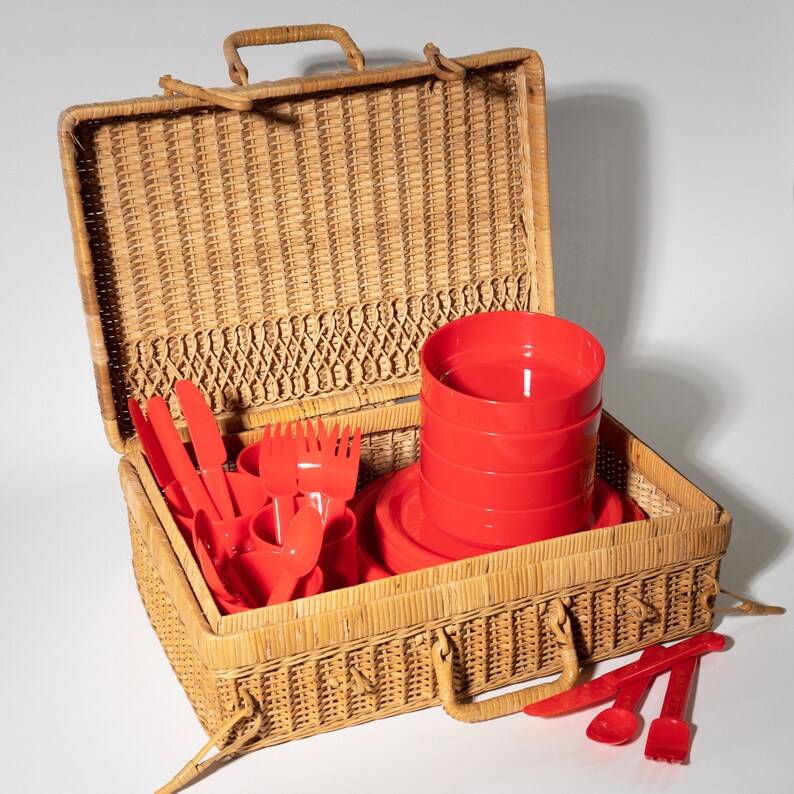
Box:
[1,1,792,792]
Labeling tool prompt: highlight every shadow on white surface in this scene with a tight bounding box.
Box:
[547,88,790,605]
[299,49,421,76]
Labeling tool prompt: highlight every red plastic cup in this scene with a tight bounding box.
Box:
[419,438,597,510]
[419,395,601,472]
[419,474,595,547]
[421,311,604,433]
[318,508,359,590]
[235,440,262,480]
[171,472,269,555]
[250,501,359,592]
[229,549,324,608]
[351,477,394,581]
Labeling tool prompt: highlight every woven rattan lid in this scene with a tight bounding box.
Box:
[59,26,555,452]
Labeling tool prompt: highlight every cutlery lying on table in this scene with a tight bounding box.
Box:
[644,656,698,763]
[523,632,726,717]
[585,644,666,745]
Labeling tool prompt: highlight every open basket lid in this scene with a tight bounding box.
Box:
[58,24,556,452]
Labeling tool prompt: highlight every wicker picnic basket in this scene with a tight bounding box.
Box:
[59,24,745,792]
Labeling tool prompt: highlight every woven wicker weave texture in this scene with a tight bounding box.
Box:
[59,30,733,793]
[61,52,552,451]
[126,414,729,746]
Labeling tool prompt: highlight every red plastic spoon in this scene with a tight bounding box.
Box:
[586,644,666,744]
[266,505,324,606]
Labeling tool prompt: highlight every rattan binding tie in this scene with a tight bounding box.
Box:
[156,690,262,794]
[423,43,467,81]
[699,575,785,616]
[158,75,253,111]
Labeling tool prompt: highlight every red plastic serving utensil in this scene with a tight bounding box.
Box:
[174,380,235,520]
[266,505,324,606]
[644,656,698,763]
[145,396,221,521]
[586,644,666,744]
[258,423,299,545]
[127,398,192,516]
[523,632,726,717]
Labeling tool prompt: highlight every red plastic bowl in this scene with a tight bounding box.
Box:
[420,438,597,510]
[420,474,594,547]
[414,470,623,555]
[420,396,601,472]
[421,311,604,432]
[357,465,630,575]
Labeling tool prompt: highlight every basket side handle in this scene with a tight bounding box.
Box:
[223,24,366,86]
[431,599,580,723]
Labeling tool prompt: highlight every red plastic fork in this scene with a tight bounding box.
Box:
[644,656,698,763]
[296,419,336,517]
[258,423,298,545]
[321,424,362,527]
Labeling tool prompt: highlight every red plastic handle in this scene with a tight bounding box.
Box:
[660,656,698,720]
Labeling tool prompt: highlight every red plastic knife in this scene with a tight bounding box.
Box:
[523,632,726,717]
[145,395,221,521]
[128,398,192,516]
[174,380,236,520]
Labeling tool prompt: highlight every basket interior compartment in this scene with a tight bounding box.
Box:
[127,406,722,643]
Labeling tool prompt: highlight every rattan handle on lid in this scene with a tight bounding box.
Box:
[224,24,366,86]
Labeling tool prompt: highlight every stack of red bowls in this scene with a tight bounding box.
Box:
[419,311,605,549]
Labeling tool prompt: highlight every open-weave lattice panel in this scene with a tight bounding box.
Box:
[71,65,538,433]
[119,273,530,419]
